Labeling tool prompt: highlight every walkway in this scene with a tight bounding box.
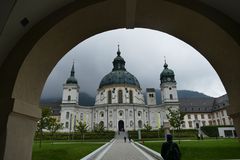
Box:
[96,132,156,160]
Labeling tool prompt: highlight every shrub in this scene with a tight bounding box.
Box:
[34,131,115,141]
[128,129,197,140]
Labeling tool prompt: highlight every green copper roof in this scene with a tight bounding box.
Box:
[160,61,176,84]
[99,46,140,89]
[66,63,78,84]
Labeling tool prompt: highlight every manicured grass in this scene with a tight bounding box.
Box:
[143,139,240,160]
[32,141,105,160]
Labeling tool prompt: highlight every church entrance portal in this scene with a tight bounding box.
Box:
[118,120,124,131]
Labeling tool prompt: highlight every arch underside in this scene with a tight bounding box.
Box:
[1,0,240,160]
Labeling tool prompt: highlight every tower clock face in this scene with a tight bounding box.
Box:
[167,77,171,81]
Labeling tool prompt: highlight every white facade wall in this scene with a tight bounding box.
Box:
[182,108,233,129]
[95,85,144,105]
[60,105,92,132]
[62,84,79,104]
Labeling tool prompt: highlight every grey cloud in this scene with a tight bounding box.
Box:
[41,28,226,99]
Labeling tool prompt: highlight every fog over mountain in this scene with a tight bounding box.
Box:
[40,90,212,106]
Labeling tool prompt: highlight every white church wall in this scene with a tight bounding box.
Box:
[95,85,145,105]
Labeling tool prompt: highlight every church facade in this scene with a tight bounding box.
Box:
[60,47,179,132]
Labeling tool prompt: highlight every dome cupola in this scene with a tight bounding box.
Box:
[66,63,78,84]
[160,60,176,84]
[99,45,140,89]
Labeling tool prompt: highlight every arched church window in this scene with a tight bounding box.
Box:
[118,90,123,103]
[138,111,142,117]
[109,121,113,128]
[99,121,104,128]
[108,90,112,104]
[65,122,69,128]
[129,90,133,104]
[66,112,69,119]
[119,110,123,117]
[138,120,142,128]
[130,121,133,127]
[129,110,133,117]
[80,113,84,120]
[170,94,173,100]
[109,110,112,117]
[68,95,71,101]
[100,111,104,117]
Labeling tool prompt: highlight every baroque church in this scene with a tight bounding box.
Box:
[60,46,179,132]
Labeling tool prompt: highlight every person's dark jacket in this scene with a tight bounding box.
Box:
[161,141,181,160]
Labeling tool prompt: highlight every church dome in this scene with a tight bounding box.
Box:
[66,63,78,84]
[160,61,176,84]
[99,46,141,89]
[99,70,140,88]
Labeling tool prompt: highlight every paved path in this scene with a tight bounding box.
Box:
[97,132,156,160]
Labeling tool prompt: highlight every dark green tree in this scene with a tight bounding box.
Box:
[46,117,63,143]
[144,123,152,131]
[94,122,105,133]
[36,107,52,148]
[75,121,88,141]
[166,107,185,143]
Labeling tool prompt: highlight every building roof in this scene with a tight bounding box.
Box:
[180,94,229,113]
[160,60,176,84]
[99,46,141,89]
[146,88,155,92]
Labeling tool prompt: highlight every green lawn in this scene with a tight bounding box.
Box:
[143,139,240,160]
[32,141,105,160]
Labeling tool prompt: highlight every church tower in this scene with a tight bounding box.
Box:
[62,63,79,104]
[146,88,156,105]
[160,60,178,103]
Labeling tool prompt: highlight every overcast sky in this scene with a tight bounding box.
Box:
[41,28,226,99]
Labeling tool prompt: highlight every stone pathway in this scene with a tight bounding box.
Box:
[97,132,156,160]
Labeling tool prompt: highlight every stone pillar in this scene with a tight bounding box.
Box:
[2,98,41,160]
[229,112,240,139]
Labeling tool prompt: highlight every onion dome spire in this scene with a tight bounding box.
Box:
[112,45,126,71]
[66,62,78,84]
[117,44,121,56]
[70,62,75,77]
[160,58,176,84]
[164,56,168,69]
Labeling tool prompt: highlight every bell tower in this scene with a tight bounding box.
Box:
[62,63,80,104]
[160,60,178,104]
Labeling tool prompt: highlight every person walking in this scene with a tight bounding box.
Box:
[161,134,181,160]
[124,136,126,143]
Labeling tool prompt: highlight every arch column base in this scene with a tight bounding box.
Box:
[2,98,41,160]
[229,112,240,139]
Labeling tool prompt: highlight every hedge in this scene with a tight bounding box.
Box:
[128,129,197,139]
[35,131,115,141]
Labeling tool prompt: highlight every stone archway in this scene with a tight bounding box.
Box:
[0,1,240,160]
[118,120,124,131]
